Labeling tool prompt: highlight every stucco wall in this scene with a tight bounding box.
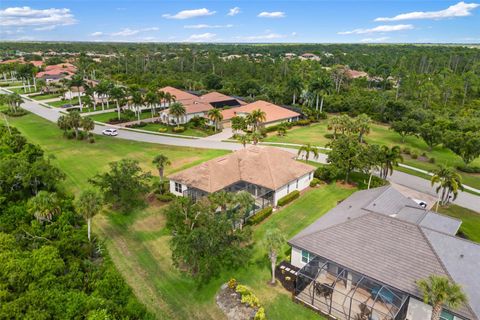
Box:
[291,246,307,269]
[273,172,314,205]
[169,180,188,196]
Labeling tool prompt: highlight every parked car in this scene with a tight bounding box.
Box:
[102,128,118,136]
[412,199,428,209]
[61,104,73,108]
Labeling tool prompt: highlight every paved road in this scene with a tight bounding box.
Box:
[7,90,480,213]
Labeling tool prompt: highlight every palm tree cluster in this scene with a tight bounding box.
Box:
[328,113,372,142]
[431,165,463,207]
[234,109,267,147]
[57,111,95,140]
[0,93,23,114]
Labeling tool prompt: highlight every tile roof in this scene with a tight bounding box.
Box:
[289,186,479,320]
[160,86,213,115]
[159,86,198,102]
[168,146,315,192]
[221,100,300,123]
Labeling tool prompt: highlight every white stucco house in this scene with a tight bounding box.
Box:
[168,146,315,208]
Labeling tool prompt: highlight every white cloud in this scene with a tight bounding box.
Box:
[228,7,240,16]
[375,1,480,21]
[338,24,414,35]
[163,8,216,20]
[360,37,390,43]
[0,6,76,27]
[34,25,56,31]
[257,11,286,18]
[90,31,103,37]
[184,24,233,29]
[237,32,288,41]
[110,27,159,37]
[184,32,217,42]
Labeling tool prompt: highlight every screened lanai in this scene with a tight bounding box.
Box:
[295,256,409,320]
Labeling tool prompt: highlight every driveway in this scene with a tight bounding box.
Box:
[6,89,480,213]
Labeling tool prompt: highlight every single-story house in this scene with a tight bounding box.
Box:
[289,186,480,320]
[199,91,246,108]
[221,100,301,127]
[36,63,77,82]
[168,146,315,208]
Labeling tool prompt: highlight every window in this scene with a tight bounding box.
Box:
[440,310,455,320]
[296,179,299,189]
[309,172,313,179]
[287,183,290,193]
[174,182,182,193]
[301,250,310,263]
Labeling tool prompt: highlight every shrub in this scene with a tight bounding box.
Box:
[126,122,147,128]
[315,166,338,183]
[317,111,328,120]
[158,127,168,133]
[65,130,75,139]
[88,137,95,143]
[228,278,237,289]
[76,131,86,140]
[277,190,300,207]
[247,207,273,225]
[2,109,27,117]
[157,192,175,202]
[410,151,419,159]
[172,126,185,133]
[324,133,335,140]
[429,157,436,163]
[457,165,480,173]
[254,308,266,320]
[310,178,320,187]
[235,285,260,308]
[421,152,427,157]
[402,147,411,155]
[294,119,311,126]
[259,128,267,137]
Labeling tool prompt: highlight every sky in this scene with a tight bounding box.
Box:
[0,0,479,43]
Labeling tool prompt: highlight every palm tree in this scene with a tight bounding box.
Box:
[417,275,467,320]
[76,189,103,241]
[68,75,86,111]
[67,111,83,139]
[431,165,463,208]
[145,90,158,119]
[210,190,235,213]
[318,76,333,113]
[152,154,171,181]
[110,86,125,120]
[379,145,403,179]
[246,109,267,132]
[207,108,223,132]
[264,228,285,285]
[81,117,95,136]
[130,88,144,123]
[238,134,250,148]
[168,102,186,128]
[250,131,262,145]
[287,76,303,105]
[355,114,371,143]
[57,115,69,135]
[27,191,61,223]
[298,143,319,162]
[234,191,254,229]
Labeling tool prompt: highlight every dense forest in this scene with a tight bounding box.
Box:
[0,125,152,319]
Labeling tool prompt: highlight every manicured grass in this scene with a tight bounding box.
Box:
[31,93,62,100]
[0,81,23,87]
[94,184,354,319]
[7,112,228,193]
[141,122,210,137]
[264,118,480,189]
[438,204,480,243]
[10,87,40,94]
[89,110,153,123]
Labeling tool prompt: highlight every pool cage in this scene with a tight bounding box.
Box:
[295,256,409,320]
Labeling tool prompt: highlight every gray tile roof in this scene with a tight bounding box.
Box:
[289,186,480,320]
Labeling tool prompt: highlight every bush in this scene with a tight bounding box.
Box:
[429,157,436,163]
[157,192,175,202]
[277,190,300,207]
[158,127,168,133]
[254,307,266,320]
[410,151,419,159]
[172,126,185,133]
[402,147,411,155]
[421,152,427,157]
[294,119,311,126]
[457,165,480,173]
[324,133,335,140]
[235,285,260,308]
[310,178,320,187]
[126,122,147,128]
[88,137,95,143]
[65,130,75,139]
[247,207,273,225]
[228,278,237,289]
[76,131,86,140]
[2,109,28,117]
[315,166,338,183]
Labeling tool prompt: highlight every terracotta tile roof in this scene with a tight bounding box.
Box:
[346,69,368,79]
[221,100,300,123]
[159,86,198,102]
[30,61,44,67]
[160,86,213,115]
[36,63,77,78]
[168,146,315,192]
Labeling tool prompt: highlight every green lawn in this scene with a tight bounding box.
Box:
[141,122,210,137]
[89,110,153,123]
[0,81,23,87]
[94,184,354,319]
[10,87,40,94]
[7,113,228,193]
[438,204,480,243]
[265,119,480,189]
[30,93,62,100]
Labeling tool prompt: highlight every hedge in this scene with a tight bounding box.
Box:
[247,206,273,225]
[277,190,300,206]
[310,178,320,187]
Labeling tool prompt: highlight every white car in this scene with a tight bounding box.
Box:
[412,199,428,209]
[102,128,118,136]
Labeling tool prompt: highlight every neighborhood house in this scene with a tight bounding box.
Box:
[168,146,315,210]
[288,186,480,320]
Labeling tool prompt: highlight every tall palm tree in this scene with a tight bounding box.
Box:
[145,90,159,119]
[157,90,165,108]
[76,189,103,241]
[81,117,95,136]
[109,86,125,120]
[287,76,303,105]
[431,165,463,207]
[355,114,371,143]
[130,88,144,123]
[417,275,467,320]
[168,102,186,128]
[247,109,266,132]
[298,143,319,162]
[318,76,333,113]
[152,154,171,181]
[27,191,61,223]
[264,228,285,285]
[234,191,254,229]
[250,131,262,145]
[379,145,403,179]
[68,75,86,111]
[207,108,224,132]
[237,134,250,148]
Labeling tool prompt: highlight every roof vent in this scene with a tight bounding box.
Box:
[460,254,464,259]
